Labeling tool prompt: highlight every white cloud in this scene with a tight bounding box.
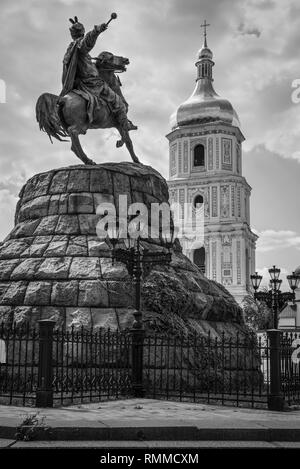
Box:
[0,0,299,281]
[256,229,300,252]
[0,189,17,240]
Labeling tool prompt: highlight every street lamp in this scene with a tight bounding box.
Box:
[250,267,300,329]
[106,226,174,328]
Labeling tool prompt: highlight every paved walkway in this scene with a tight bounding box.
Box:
[0,399,300,445]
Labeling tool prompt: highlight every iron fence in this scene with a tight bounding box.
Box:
[0,320,299,409]
[0,322,39,406]
[0,321,132,407]
[143,332,269,408]
[281,331,300,406]
[52,327,132,405]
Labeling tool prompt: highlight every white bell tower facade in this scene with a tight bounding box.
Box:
[167,24,257,304]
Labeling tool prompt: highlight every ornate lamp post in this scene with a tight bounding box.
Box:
[250,266,299,329]
[106,228,173,398]
[107,230,173,327]
[250,267,299,411]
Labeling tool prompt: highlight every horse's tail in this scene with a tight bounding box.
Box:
[36,93,69,143]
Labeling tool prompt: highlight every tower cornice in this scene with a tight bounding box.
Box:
[166,122,245,143]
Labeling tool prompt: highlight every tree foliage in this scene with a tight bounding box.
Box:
[242,289,273,331]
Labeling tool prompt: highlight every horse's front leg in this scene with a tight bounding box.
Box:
[116,125,140,164]
[68,125,96,165]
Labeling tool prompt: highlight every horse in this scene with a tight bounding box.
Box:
[35,52,140,165]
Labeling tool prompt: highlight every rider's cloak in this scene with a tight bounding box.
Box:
[60,40,79,97]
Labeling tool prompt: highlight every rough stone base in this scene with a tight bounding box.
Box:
[0,162,244,338]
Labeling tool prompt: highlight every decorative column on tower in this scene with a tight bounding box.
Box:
[167,21,258,304]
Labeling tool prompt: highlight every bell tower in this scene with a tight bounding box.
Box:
[167,23,258,304]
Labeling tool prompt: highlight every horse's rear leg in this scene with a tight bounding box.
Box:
[117,126,140,164]
[68,125,96,165]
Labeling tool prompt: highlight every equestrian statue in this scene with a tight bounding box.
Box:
[36,13,140,165]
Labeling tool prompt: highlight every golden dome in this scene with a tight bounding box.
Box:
[198,45,213,60]
[170,79,240,129]
[170,37,240,130]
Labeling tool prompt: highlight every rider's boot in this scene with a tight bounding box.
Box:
[114,108,137,132]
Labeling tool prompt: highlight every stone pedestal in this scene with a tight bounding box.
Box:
[0,162,244,337]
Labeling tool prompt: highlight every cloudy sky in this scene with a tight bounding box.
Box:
[0,0,299,287]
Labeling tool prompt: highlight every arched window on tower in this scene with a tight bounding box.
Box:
[193,247,206,274]
[193,194,204,209]
[193,144,205,167]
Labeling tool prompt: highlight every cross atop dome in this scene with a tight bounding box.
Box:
[200,20,210,47]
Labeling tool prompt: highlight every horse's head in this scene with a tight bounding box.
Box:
[94,51,129,73]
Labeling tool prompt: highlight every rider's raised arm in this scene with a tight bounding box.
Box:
[80,23,107,54]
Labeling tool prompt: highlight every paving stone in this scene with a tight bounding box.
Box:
[66,236,88,256]
[10,219,40,238]
[0,259,21,280]
[10,258,42,280]
[36,257,72,279]
[69,257,101,279]
[12,306,32,323]
[56,215,79,235]
[131,191,145,204]
[24,281,52,305]
[116,307,136,330]
[0,440,16,448]
[0,305,13,323]
[22,171,54,201]
[18,195,50,222]
[32,235,53,245]
[68,192,94,214]
[78,214,99,235]
[93,193,114,212]
[21,238,52,258]
[67,169,90,193]
[90,168,113,193]
[0,239,31,258]
[112,172,132,209]
[0,281,27,305]
[106,280,134,307]
[43,236,68,257]
[49,170,70,194]
[150,173,169,201]
[48,194,61,215]
[91,308,118,329]
[87,238,110,257]
[0,282,9,299]
[33,215,59,236]
[51,281,79,306]
[58,194,68,214]
[78,280,109,307]
[100,258,128,279]
[40,306,65,325]
[66,307,91,328]
[130,173,153,195]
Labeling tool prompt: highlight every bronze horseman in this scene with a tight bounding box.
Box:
[36,14,140,164]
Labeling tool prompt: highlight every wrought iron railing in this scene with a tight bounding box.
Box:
[280,331,300,406]
[52,327,132,405]
[143,331,269,408]
[0,321,299,409]
[0,322,39,406]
